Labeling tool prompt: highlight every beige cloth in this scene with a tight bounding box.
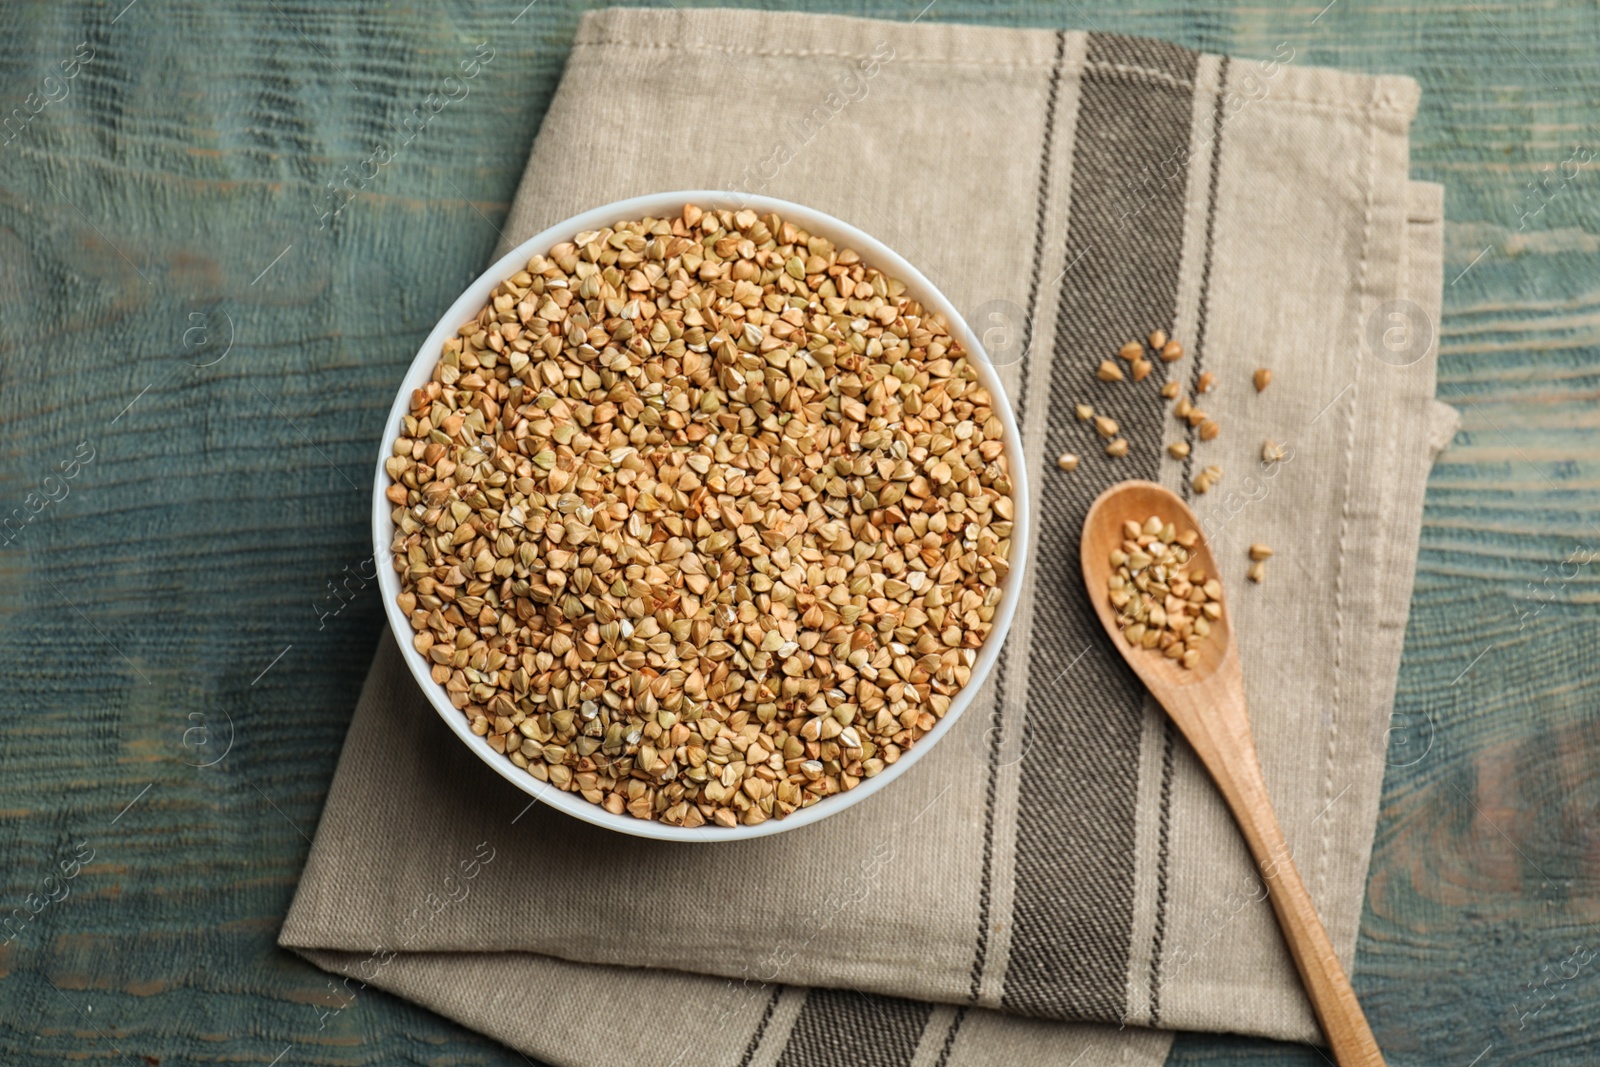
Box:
[282,10,1455,1066]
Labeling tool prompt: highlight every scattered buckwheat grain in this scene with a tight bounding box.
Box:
[1193,464,1223,494]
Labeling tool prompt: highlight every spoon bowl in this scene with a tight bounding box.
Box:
[1081,479,1235,683]
[1081,480,1385,1067]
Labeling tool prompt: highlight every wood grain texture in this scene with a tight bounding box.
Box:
[0,2,1594,1066]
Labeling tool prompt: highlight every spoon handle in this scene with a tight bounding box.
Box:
[1211,745,1386,1067]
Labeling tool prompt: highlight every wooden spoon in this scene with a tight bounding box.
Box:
[1080,480,1385,1067]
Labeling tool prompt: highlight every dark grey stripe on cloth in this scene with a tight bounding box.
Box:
[736,984,785,1067]
[775,989,932,1067]
[1154,53,1231,1027]
[1002,32,1200,1022]
[971,26,1068,1004]
[1179,54,1232,494]
[1148,718,1177,1026]
[931,1007,966,1067]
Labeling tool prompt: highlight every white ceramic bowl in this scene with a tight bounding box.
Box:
[373,191,1031,841]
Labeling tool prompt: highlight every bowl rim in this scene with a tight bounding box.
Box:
[372,190,1032,842]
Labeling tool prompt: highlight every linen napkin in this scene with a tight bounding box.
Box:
[282,10,1458,1066]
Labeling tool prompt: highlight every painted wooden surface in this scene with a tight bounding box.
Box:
[0,2,1595,1065]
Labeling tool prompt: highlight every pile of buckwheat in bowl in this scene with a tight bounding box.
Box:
[382,202,1016,829]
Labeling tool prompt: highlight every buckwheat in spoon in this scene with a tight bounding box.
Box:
[1081,480,1385,1067]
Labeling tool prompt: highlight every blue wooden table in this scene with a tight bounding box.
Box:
[0,2,1595,1064]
